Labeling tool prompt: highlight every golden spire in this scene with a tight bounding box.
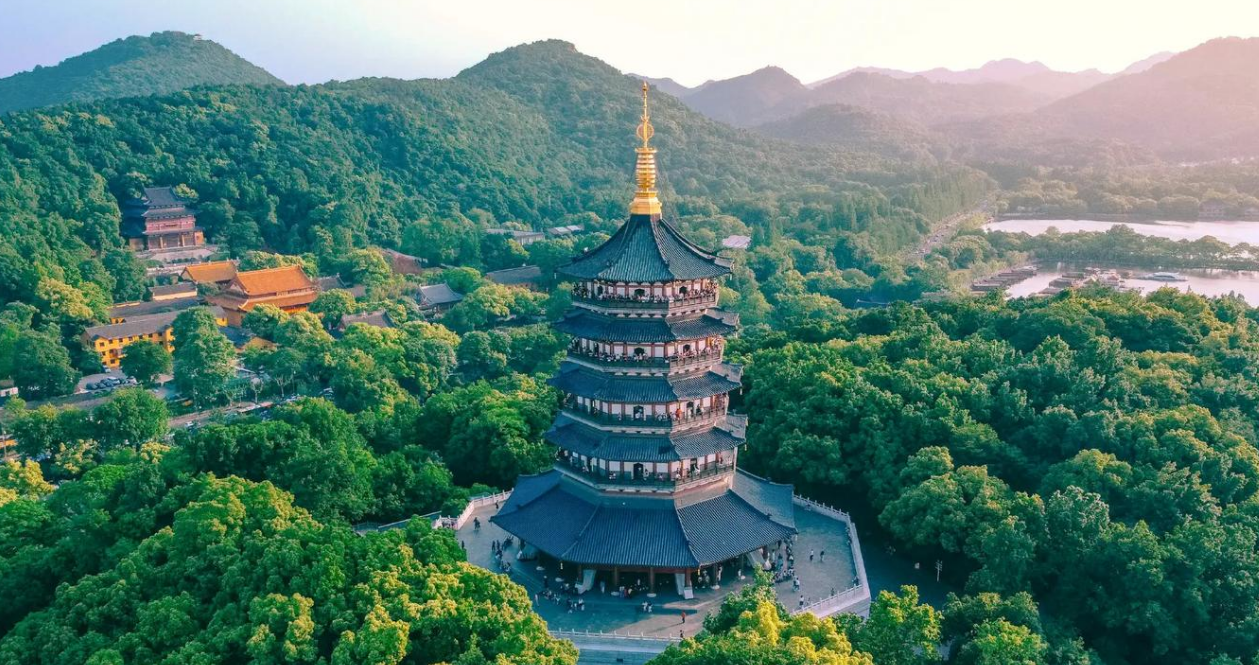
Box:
[630,80,662,216]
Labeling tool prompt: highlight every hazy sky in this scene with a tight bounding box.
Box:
[2,0,1257,85]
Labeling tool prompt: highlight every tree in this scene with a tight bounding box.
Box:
[172,307,236,408]
[119,340,172,387]
[458,331,510,381]
[242,304,288,340]
[309,289,357,331]
[0,464,577,664]
[655,595,873,665]
[11,331,77,398]
[0,460,54,504]
[92,388,169,452]
[838,586,942,665]
[954,619,1047,665]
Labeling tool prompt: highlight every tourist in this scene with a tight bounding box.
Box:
[820,550,826,563]
[680,610,687,624]
[809,549,814,562]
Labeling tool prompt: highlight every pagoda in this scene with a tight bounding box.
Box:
[492,83,796,598]
[121,186,205,252]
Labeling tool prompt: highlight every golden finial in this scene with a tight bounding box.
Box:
[636,80,654,148]
[630,80,661,216]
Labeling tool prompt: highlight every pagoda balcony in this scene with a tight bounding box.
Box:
[566,341,723,372]
[571,287,718,314]
[560,403,728,431]
[556,458,736,490]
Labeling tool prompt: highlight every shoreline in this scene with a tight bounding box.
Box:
[996,214,1259,224]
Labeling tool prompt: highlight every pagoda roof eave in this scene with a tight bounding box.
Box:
[490,469,796,569]
[553,309,738,343]
[559,213,731,283]
[545,416,746,462]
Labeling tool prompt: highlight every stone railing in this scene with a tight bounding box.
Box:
[566,343,723,371]
[438,490,513,530]
[556,460,735,489]
[353,490,512,535]
[560,405,728,431]
[571,288,718,312]
[789,495,872,619]
[550,629,681,648]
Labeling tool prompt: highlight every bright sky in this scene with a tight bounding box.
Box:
[2,0,1257,85]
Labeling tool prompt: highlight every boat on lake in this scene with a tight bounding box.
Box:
[1142,272,1188,282]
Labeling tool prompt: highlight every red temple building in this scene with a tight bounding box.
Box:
[121,186,205,252]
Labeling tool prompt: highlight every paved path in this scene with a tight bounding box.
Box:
[903,200,993,261]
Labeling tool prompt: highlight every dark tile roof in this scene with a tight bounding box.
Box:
[148,282,197,299]
[559,214,731,283]
[123,187,195,221]
[545,417,744,462]
[316,275,346,290]
[554,309,738,343]
[142,186,183,208]
[418,283,464,307]
[340,310,392,329]
[491,469,795,569]
[108,296,201,321]
[485,265,543,286]
[679,475,796,564]
[86,306,225,340]
[549,362,741,403]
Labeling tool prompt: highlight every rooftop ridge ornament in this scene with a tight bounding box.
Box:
[630,80,663,216]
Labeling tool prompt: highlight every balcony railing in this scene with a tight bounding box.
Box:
[556,458,736,488]
[561,403,728,430]
[567,342,723,371]
[571,287,718,312]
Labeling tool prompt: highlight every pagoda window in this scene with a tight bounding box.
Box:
[633,463,645,480]
[633,287,646,298]
[633,347,646,357]
[633,406,644,419]
[682,343,692,354]
[596,284,604,296]
[679,285,689,296]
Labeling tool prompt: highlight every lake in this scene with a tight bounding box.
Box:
[984,219,1259,246]
[1005,266,1259,305]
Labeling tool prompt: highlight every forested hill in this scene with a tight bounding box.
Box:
[0,31,283,114]
[0,38,990,329]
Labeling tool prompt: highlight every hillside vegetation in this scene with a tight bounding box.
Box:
[0,31,283,114]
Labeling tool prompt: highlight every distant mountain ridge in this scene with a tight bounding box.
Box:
[661,49,1181,129]
[948,37,1259,162]
[0,31,283,114]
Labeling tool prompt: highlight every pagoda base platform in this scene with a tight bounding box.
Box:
[456,497,863,639]
[491,468,797,573]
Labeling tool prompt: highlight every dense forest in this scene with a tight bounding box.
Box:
[992,164,1259,219]
[0,31,283,114]
[0,39,989,392]
[735,289,1259,664]
[4,28,1259,665]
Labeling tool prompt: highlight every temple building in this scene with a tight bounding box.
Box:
[121,187,205,252]
[492,83,796,598]
[208,265,318,326]
[85,306,227,369]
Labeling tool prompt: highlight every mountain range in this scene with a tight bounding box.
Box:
[647,50,1180,130]
[2,31,1257,168]
[0,31,283,114]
